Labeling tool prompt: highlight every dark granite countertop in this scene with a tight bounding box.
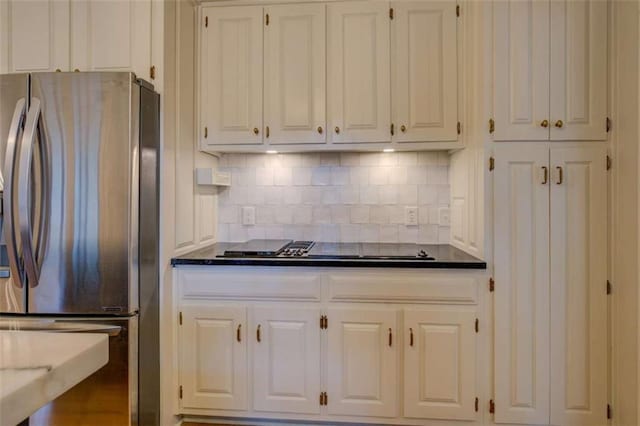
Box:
[171,242,486,269]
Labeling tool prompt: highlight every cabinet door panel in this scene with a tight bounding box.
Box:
[327,308,397,417]
[264,4,326,145]
[253,306,321,414]
[550,0,607,140]
[201,6,263,145]
[493,0,550,141]
[404,309,476,420]
[0,0,69,73]
[550,146,607,425]
[493,144,550,424]
[70,0,151,78]
[392,1,458,142]
[328,2,391,144]
[180,305,247,411]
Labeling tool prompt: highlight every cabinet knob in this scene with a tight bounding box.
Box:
[317,126,323,134]
[554,119,564,128]
[334,126,340,134]
[253,127,259,135]
[55,69,61,73]
[540,119,549,128]
[74,69,80,72]
[400,125,406,133]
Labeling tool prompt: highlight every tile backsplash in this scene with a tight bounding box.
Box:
[217,152,450,243]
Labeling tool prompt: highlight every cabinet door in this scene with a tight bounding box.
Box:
[493,144,550,424]
[403,309,476,420]
[201,6,263,146]
[252,306,321,414]
[549,1,607,140]
[493,0,550,141]
[70,0,151,79]
[392,1,458,143]
[326,307,397,417]
[0,0,69,73]
[179,305,248,411]
[550,146,607,425]
[264,4,326,145]
[328,2,391,144]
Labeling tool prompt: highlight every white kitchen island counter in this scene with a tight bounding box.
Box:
[0,331,108,426]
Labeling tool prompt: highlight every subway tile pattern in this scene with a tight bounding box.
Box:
[217,152,450,243]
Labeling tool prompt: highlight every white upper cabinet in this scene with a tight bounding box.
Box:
[252,306,321,415]
[493,144,550,424]
[200,6,263,146]
[549,146,607,425]
[70,0,152,79]
[403,309,476,421]
[549,0,607,140]
[493,0,550,141]
[391,1,458,143]
[0,0,70,73]
[328,2,391,144]
[493,0,607,141]
[264,4,326,145]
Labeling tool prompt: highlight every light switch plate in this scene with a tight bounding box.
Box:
[405,206,419,226]
[438,207,450,227]
[242,206,256,226]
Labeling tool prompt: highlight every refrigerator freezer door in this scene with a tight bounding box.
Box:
[28,73,140,314]
[0,73,29,313]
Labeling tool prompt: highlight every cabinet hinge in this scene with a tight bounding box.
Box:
[606,117,612,133]
[489,118,495,134]
[389,8,394,19]
[489,277,495,292]
[457,121,462,135]
[489,399,495,414]
[607,155,612,171]
[456,4,461,17]
[205,16,208,28]
[607,280,612,295]
[489,157,495,171]
[179,385,183,399]
[204,127,208,139]
[475,397,479,412]
[149,65,156,80]
[607,403,612,419]
[265,13,269,26]
[475,318,479,333]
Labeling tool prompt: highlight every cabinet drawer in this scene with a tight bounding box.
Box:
[178,267,322,301]
[327,271,479,304]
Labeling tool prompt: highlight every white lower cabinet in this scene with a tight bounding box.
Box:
[403,309,476,420]
[326,308,398,418]
[179,304,248,411]
[252,306,321,414]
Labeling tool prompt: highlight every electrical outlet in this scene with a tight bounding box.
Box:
[438,207,450,227]
[405,206,419,226]
[242,206,256,226]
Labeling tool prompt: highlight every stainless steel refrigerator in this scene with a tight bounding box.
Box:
[0,72,160,426]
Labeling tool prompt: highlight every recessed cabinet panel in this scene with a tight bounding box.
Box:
[392,1,458,142]
[180,305,248,411]
[264,4,326,145]
[550,147,607,425]
[493,145,550,424]
[493,0,550,141]
[328,2,391,144]
[549,0,607,140]
[201,6,263,145]
[326,308,397,418]
[253,306,321,415]
[0,0,70,73]
[404,309,476,420]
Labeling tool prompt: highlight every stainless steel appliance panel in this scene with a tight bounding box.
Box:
[28,73,138,314]
[0,73,29,313]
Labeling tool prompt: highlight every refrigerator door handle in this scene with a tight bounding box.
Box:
[17,98,41,288]
[3,98,26,288]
